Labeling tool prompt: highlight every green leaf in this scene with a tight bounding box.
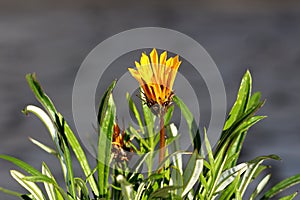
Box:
[170,166,183,196]
[19,178,70,199]
[227,115,266,166]
[97,94,116,197]
[156,151,192,172]
[26,73,57,117]
[41,112,75,198]
[198,173,208,200]
[22,175,56,185]
[204,129,215,173]
[201,132,229,199]
[0,155,43,176]
[98,80,117,126]
[261,173,300,200]
[235,186,243,200]
[173,95,201,151]
[74,178,90,200]
[134,182,146,200]
[141,91,155,140]
[218,173,241,200]
[41,163,64,200]
[249,174,271,200]
[25,73,99,196]
[29,137,57,156]
[127,125,151,151]
[10,170,45,200]
[0,187,23,198]
[235,116,266,134]
[215,163,247,193]
[60,130,76,198]
[252,165,270,180]
[247,92,261,111]
[249,154,281,163]
[22,172,68,199]
[126,92,144,134]
[128,152,151,182]
[23,105,63,158]
[129,90,157,175]
[279,192,298,200]
[224,70,252,130]
[24,105,75,196]
[116,175,133,200]
[23,105,71,192]
[215,71,266,168]
[149,186,182,200]
[164,105,174,125]
[62,121,98,196]
[240,155,280,197]
[182,150,203,197]
[168,123,182,174]
[215,99,265,158]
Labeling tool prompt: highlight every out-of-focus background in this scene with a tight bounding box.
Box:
[0,0,299,199]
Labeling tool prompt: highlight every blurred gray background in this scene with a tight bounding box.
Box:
[0,0,299,199]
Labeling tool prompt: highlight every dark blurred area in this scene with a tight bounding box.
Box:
[0,0,299,199]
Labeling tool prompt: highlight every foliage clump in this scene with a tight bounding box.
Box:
[0,71,299,200]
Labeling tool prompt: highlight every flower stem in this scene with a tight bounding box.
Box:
[158,112,165,172]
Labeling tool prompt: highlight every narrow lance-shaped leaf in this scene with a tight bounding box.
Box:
[23,106,69,183]
[149,186,182,200]
[24,105,75,197]
[141,90,155,141]
[164,105,174,125]
[170,166,183,196]
[0,154,44,177]
[224,70,252,130]
[261,173,300,200]
[116,175,134,200]
[135,182,146,200]
[218,172,241,200]
[168,123,182,174]
[25,73,99,196]
[239,154,280,197]
[97,94,116,197]
[10,170,46,200]
[41,162,64,200]
[0,187,23,198]
[215,99,265,157]
[156,151,193,172]
[126,92,144,134]
[182,150,204,197]
[173,95,201,151]
[29,137,57,156]
[128,152,151,182]
[54,115,76,198]
[98,80,117,125]
[214,163,248,194]
[74,178,90,200]
[23,105,62,158]
[249,174,271,200]
[22,174,70,199]
[215,71,266,167]
[140,90,157,174]
[279,192,298,200]
[26,73,57,117]
[227,115,266,167]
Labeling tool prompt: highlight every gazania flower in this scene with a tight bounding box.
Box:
[112,123,132,162]
[128,49,181,112]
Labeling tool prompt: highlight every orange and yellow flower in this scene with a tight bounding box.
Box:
[112,123,132,162]
[128,49,181,110]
